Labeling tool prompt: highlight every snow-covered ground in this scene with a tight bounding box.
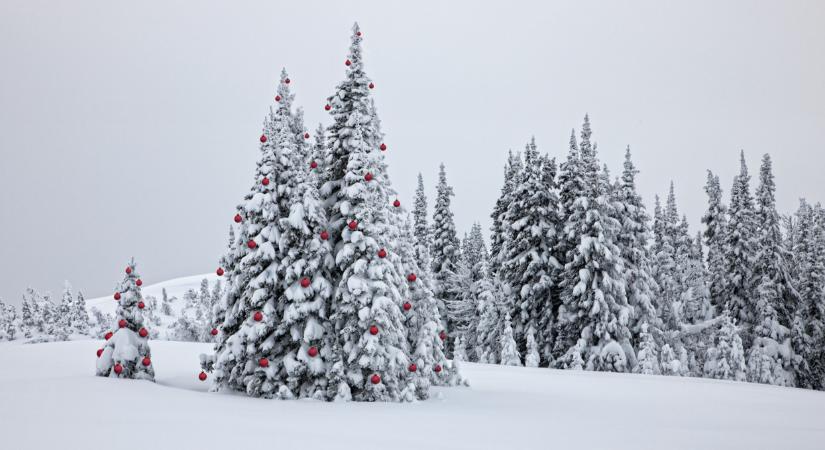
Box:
[1,340,823,450]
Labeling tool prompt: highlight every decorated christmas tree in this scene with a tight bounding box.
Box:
[95,259,154,381]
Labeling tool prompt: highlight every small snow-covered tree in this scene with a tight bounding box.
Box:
[524,328,540,368]
[499,312,521,366]
[702,171,728,311]
[704,310,747,382]
[635,323,660,375]
[96,259,154,381]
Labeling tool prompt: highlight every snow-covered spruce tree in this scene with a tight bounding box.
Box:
[552,115,632,371]
[321,24,419,401]
[703,310,747,382]
[430,162,461,354]
[499,311,522,366]
[463,222,489,279]
[791,200,825,390]
[614,147,660,351]
[489,150,523,275]
[702,171,728,311]
[207,69,303,397]
[723,151,759,346]
[747,274,793,386]
[499,138,560,365]
[474,269,508,363]
[0,299,20,341]
[634,323,660,375]
[412,173,433,271]
[96,260,154,381]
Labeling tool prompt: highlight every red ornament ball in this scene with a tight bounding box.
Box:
[345,59,352,66]
[259,358,269,368]
[380,143,387,151]
[304,132,310,139]
[370,374,381,385]
[253,311,263,322]
[439,330,447,341]
[216,267,224,276]
[300,277,311,288]
[320,230,329,241]
[369,82,375,89]
[348,220,358,231]
[136,279,143,287]
[261,177,270,186]
[199,371,208,381]
[369,325,379,335]
[138,301,145,309]
[125,267,132,274]
[118,319,127,328]
[310,161,318,169]
[113,363,123,375]
[284,78,290,84]
[377,248,387,259]
[407,273,417,282]
[234,213,242,223]
[104,331,113,340]
[434,364,442,373]
[308,346,318,357]
[403,302,412,311]
[211,328,218,336]
[247,240,257,249]
[260,134,267,143]
[275,95,281,102]
[356,31,362,37]
[139,328,148,338]
[114,292,121,301]
[142,357,151,367]
[393,199,400,208]
[325,104,331,111]
[408,363,417,372]
[96,348,103,358]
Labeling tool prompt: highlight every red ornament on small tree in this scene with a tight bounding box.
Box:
[371,374,381,384]
[380,143,387,151]
[216,267,224,276]
[377,248,387,258]
[408,363,417,372]
[104,331,113,340]
[325,104,331,111]
[97,348,104,358]
[142,357,151,367]
[260,134,267,143]
[234,213,242,223]
[125,267,132,275]
[139,328,148,338]
[118,319,127,328]
[261,177,270,186]
[439,330,447,341]
[275,95,281,102]
[320,230,329,241]
[114,292,121,301]
[345,59,352,66]
[348,220,358,231]
[211,328,218,336]
[300,277,311,288]
[247,240,257,249]
[259,358,269,368]
[407,273,417,282]
[136,279,143,287]
[393,199,400,208]
[369,325,379,335]
[253,311,263,322]
[304,132,310,139]
[199,371,208,381]
[308,346,318,357]
[369,82,374,89]
[310,161,318,169]
[138,301,145,309]
[434,364,442,373]
[403,302,412,311]
[113,363,123,375]
[364,172,373,181]
[284,78,290,84]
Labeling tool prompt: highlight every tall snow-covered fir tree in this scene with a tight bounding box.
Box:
[499,138,560,365]
[489,150,523,275]
[430,162,461,353]
[321,24,418,401]
[702,171,728,310]
[96,259,154,381]
[724,151,759,346]
[412,173,432,272]
[552,115,631,372]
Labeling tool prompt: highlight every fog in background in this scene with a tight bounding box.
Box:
[1,0,824,305]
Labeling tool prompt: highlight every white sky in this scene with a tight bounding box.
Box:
[1,0,824,305]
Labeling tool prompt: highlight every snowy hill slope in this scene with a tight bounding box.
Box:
[1,340,823,450]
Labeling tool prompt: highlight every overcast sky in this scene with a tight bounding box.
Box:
[1,0,824,305]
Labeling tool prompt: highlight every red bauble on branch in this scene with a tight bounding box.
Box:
[364,172,373,182]
[113,363,123,375]
[356,31,362,37]
[434,364,442,373]
[247,240,257,249]
[260,134,267,143]
[284,78,290,84]
[96,348,104,358]
[408,363,417,372]
[369,325,379,335]
[259,358,269,368]
[136,279,143,287]
[142,357,151,367]
[139,328,148,338]
[403,302,412,311]
[104,331,113,340]
[407,273,417,282]
[216,267,224,276]
[300,277,311,288]
[439,330,447,341]
[308,346,318,357]
[320,230,329,241]
[138,301,145,309]
[275,95,281,102]
[199,371,207,381]
[310,161,318,169]
[118,319,127,328]
[393,199,400,208]
[325,104,331,111]
[210,328,218,336]
[380,143,387,151]
[377,248,387,259]
[261,177,270,186]
[113,292,121,301]
[304,132,310,139]
[253,311,263,322]
[345,59,352,66]
[348,220,358,231]
[368,82,374,89]
[370,374,381,384]
[125,267,132,275]
[234,213,242,223]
